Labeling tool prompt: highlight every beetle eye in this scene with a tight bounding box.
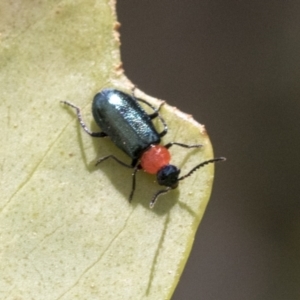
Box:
[157,165,180,188]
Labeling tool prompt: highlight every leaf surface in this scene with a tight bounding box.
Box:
[0,1,216,299]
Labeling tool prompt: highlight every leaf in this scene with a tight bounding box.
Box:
[0,1,217,299]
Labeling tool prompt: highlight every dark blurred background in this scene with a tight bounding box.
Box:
[117,2,300,300]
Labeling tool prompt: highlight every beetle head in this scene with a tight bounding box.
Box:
[156,164,180,188]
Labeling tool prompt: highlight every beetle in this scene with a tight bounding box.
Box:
[61,88,225,208]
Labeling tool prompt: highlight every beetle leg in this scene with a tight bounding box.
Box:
[148,101,165,118]
[129,166,139,202]
[138,99,168,137]
[131,88,168,136]
[157,117,168,137]
[95,155,133,168]
[134,97,168,138]
[164,142,203,149]
[135,98,164,118]
[95,156,141,203]
[61,101,107,137]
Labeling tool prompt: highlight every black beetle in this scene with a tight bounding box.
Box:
[61,88,225,207]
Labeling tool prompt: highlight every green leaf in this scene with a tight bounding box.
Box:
[0,1,217,299]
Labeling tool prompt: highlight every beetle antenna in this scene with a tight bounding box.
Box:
[178,157,226,182]
[150,187,172,208]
